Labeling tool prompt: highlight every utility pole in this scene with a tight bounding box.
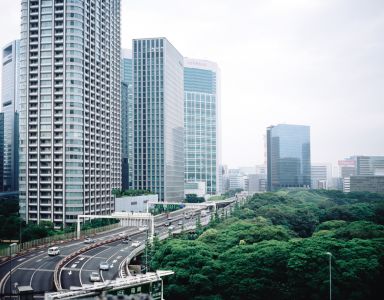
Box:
[325,252,332,300]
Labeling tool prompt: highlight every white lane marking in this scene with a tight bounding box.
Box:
[68,271,72,275]
[116,256,122,259]
[71,264,77,268]
[36,259,42,262]
[112,260,117,263]
[17,258,26,262]
[79,257,85,261]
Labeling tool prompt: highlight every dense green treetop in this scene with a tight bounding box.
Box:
[150,190,384,300]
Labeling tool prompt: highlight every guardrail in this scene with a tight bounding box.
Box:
[0,223,120,259]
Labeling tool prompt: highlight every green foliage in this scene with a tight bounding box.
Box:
[150,190,384,300]
[112,189,153,197]
[185,194,205,203]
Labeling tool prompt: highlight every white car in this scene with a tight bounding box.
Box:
[89,272,101,282]
[47,247,60,256]
[131,241,141,248]
[118,232,125,237]
[99,262,110,271]
[84,237,95,244]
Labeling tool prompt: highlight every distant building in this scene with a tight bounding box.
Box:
[133,38,184,201]
[311,163,332,189]
[184,58,221,195]
[349,176,384,194]
[121,49,133,190]
[353,156,384,176]
[267,124,311,191]
[1,40,20,192]
[248,174,266,194]
[115,194,159,213]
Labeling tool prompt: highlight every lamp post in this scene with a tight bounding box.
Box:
[325,252,332,300]
[9,243,17,297]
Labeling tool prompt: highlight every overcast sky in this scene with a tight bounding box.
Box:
[0,0,383,169]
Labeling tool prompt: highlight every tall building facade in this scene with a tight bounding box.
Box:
[0,113,4,192]
[121,49,133,190]
[133,38,184,202]
[1,40,20,192]
[19,0,121,226]
[184,58,221,195]
[267,124,311,191]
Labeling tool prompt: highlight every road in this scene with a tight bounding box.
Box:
[0,200,237,297]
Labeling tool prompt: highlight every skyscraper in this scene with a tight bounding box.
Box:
[133,38,184,202]
[1,40,20,192]
[267,124,311,191]
[184,58,221,195]
[121,49,133,190]
[0,113,4,192]
[19,0,121,226]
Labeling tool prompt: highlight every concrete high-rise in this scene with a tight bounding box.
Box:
[133,38,184,202]
[184,58,221,195]
[0,113,4,192]
[121,49,133,190]
[1,40,20,192]
[267,124,311,191]
[19,0,121,226]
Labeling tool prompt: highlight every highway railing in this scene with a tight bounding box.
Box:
[0,223,119,259]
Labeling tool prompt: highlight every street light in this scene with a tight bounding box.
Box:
[325,252,332,300]
[9,242,17,297]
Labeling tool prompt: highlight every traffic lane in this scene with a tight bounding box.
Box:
[101,245,133,282]
[61,269,81,289]
[78,240,126,283]
[2,254,62,295]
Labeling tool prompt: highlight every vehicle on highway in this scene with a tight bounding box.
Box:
[168,225,175,231]
[131,241,141,247]
[122,237,132,244]
[139,226,148,231]
[201,210,208,217]
[178,220,183,226]
[89,272,101,282]
[99,262,110,271]
[47,246,60,256]
[164,221,171,226]
[167,214,172,220]
[184,213,191,219]
[84,237,95,244]
[118,232,126,237]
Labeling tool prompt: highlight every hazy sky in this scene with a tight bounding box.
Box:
[0,0,383,168]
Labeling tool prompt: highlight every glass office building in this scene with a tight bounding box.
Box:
[121,49,133,190]
[267,124,311,191]
[1,40,20,192]
[133,38,184,201]
[184,58,221,195]
[19,0,121,226]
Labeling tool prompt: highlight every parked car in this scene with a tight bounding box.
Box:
[89,272,101,282]
[48,246,60,256]
[99,262,110,271]
[178,220,183,226]
[131,241,141,247]
[84,237,95,244]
